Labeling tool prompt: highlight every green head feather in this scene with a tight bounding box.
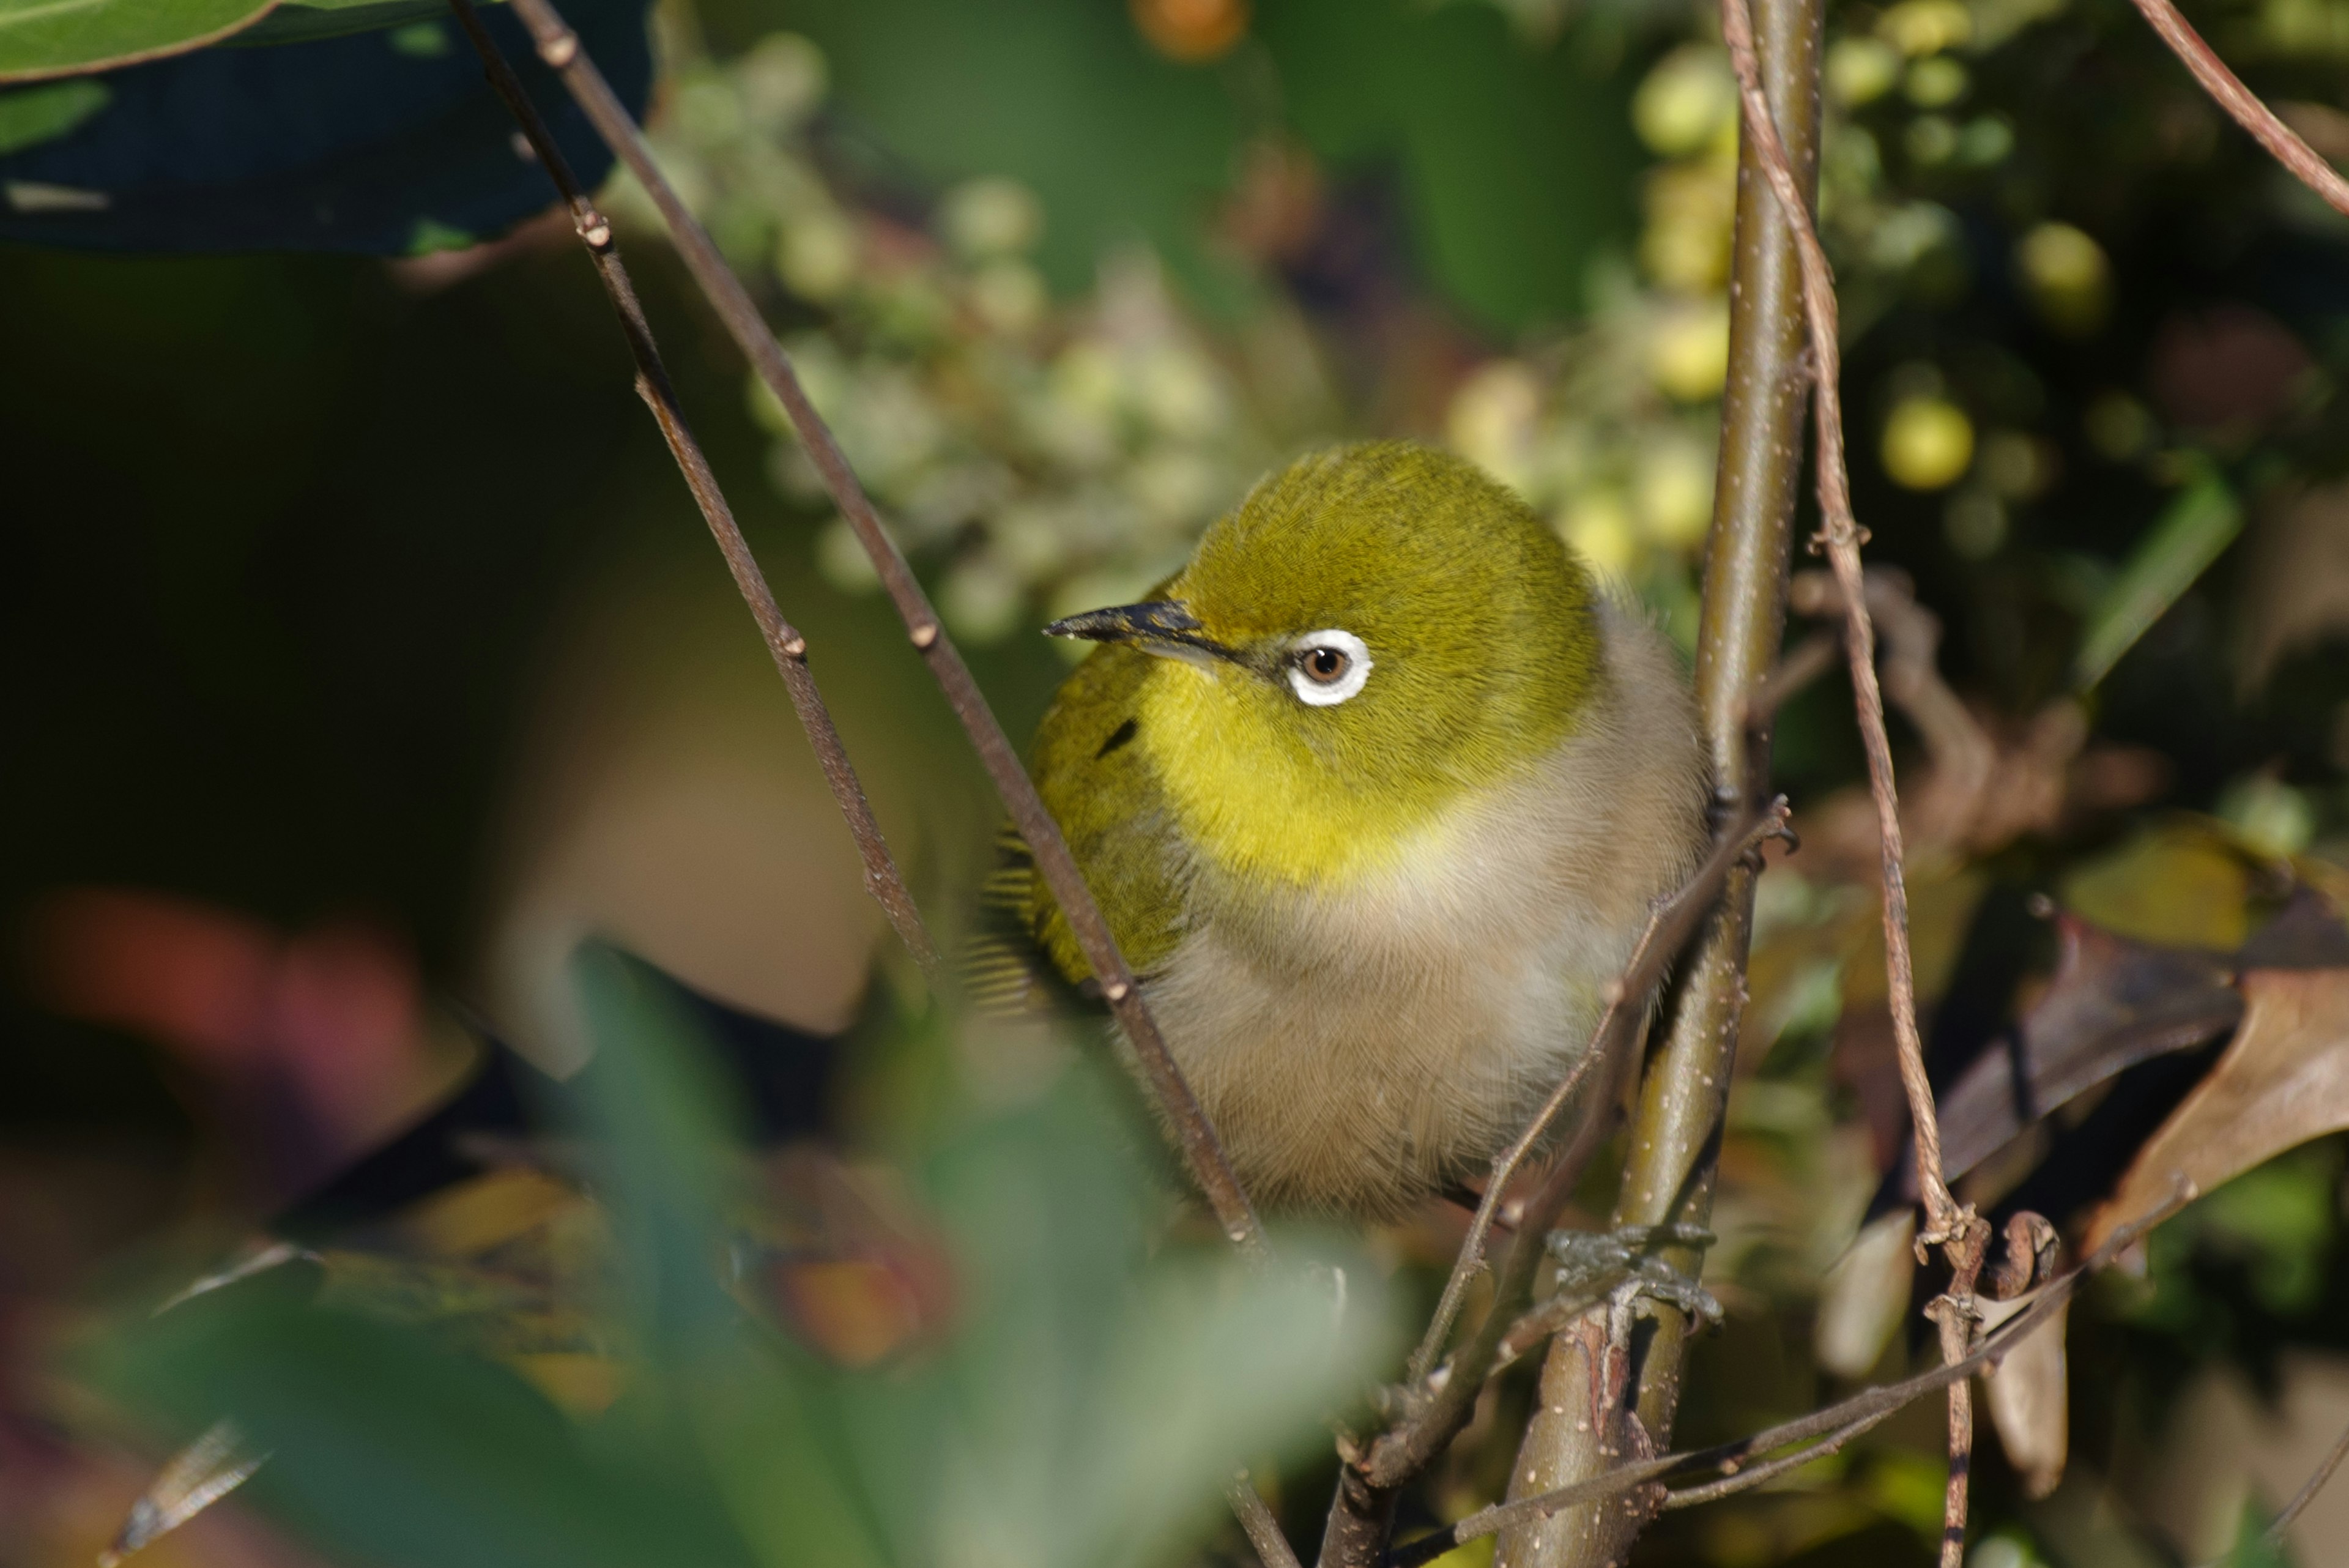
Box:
[1028,440,1605,978]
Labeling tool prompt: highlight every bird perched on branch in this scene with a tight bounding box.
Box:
[973,441,1709,1217]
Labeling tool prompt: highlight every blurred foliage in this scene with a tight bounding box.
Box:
[67,953,1400,1568]
[9,0,2349,1563]
[0,0,653,254]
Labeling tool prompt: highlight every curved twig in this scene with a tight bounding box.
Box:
[2126,0,2349,218]
[1385,1182,2192,1568]
[445,0,937,978]
[1408,800,1789,1384]
[491,0,1266,1261]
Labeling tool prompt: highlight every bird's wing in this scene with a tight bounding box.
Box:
[960,642,1190,1011]
[960,821,1066,1014]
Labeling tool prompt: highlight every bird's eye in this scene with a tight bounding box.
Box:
[1286,629,1372,707]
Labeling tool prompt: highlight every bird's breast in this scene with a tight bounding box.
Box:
[1130,606,1708,1217]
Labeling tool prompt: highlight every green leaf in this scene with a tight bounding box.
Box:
[82,1279,761,1568]
[231,0,499,48]
[2073,471,2243,689]
[916,1068,1402,1568]
[0,0,650,260]
[567,946,750,1348]
[0,72,100,149]
[0,0,273,85]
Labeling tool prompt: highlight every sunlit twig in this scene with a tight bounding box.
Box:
[1384,1182,2192,1568]
[1714,0,1987,1559]
[2125,0,2349,218]
[443,0,938,978]
[486,0,1267,1262]
[1407,799,1791,1386]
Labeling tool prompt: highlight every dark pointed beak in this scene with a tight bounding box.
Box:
[1043,601,1239,664]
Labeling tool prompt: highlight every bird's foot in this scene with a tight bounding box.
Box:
[1546,1224,1721,1328]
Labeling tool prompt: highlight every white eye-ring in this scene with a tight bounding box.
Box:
[1286,628,1372,706]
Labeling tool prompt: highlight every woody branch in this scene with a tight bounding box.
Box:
[478,0,1268,1264]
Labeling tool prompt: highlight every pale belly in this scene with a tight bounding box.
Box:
[1141,908,1633,1216]
[1116,602,1707,1219]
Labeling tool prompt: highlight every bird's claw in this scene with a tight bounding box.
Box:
[1546,1223,1721,1328]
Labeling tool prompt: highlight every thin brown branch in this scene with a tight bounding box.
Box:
[443,0,938,980]
[1742,628,1840,729]
[1718,1,1996,1556]
[1318,999,1657,1567]
[1657,1406,1898,1509]
[1717,0,1958,1251]
[2125,0,2349,218]
[1925,1228,1989,1568]
[1790,569,1997,855]
[1385,1181,2193,1568]
[492,0,1266,1261]
[1485,0,1821,1553]
[2266,1412,2349,1547]
[1407,799,1791,1386]
[1362,789,1786,1503]
[1230,1473,1305,1568]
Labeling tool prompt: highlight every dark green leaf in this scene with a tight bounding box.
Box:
[83,1280,760,1568]
[0,0,272,85]
[0,74,103,151]
[2074,471,2243,689]
[0,0,648,252]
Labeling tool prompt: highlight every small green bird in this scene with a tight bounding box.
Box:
[978,441,1709,1217]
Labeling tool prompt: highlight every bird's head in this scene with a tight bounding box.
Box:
[1045,441,1608,890]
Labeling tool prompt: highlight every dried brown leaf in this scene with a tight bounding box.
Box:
[1981,1293,2068,1500]
[2235,479,2349,696]
[1935,915,2242,1185]
[2087,966,2349,1252]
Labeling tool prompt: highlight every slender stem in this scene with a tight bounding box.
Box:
[1230,1473,1305,1568]
[1717,0,1958,1245]
[1386,1183,2192,1568]
[492,0,1266,1261]
[1490,0,1820,1559]
[1716,2,1991,1559]
[1657,1406,1898,1509]
[443,0,938,979]
[2126,0,2349,218]
[2266,1414,2349,1547]
[1348,806,1789,1554]
[1408,800,1786,1386]
[1926,1232,1988,1568]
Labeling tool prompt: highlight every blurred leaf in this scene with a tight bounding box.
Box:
[1935,913,2242,1184]
[101,1417,269,1567]
[0,0,648,252]
[567,945,748,1347]
[2134,1143,2344,1321]
[903,1066,1401,1568]
[1814,1208,1916,1378]
[2235,478,2349,696]
[2088,968,2349,1253]
[0,0,272,85]
[689,1337,897,1568]
[772,0,1637,329]
[0,75,104,151]
[773,0,1238,301]
[2074,473,2243,691]
[84,1276,759,1568]
[2060,820,2253,951]
[1982,1294,2069,1501]
[235,0,500,47]
[2228,1496,2295,1568]
[1258,0,1639,330]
